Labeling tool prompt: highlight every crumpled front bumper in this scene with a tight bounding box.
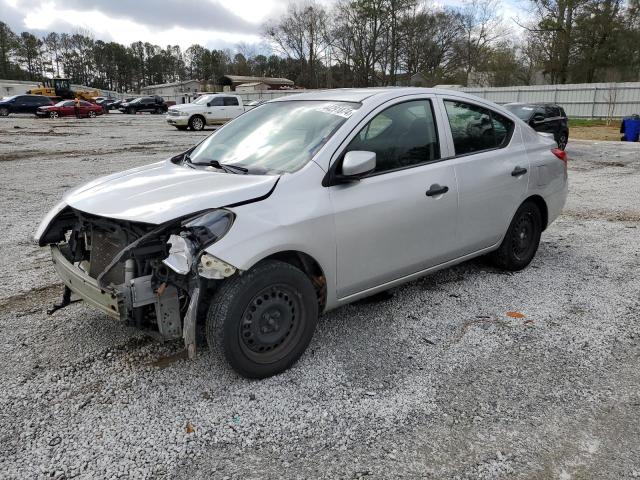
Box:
[50,245,122,319]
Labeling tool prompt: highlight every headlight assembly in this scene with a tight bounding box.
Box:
[162,209,235,275]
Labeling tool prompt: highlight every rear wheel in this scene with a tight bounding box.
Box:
[88,110,96,118]
[155,107,162,114]
[0,107,9,116]
[489,201,542,271]
[558,131,568,150]
[128,107,135,114]
[49,111,59,118]
[206,260,318,378]
[189,115,205,131]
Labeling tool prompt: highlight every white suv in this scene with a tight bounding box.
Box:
[166,94,246,131]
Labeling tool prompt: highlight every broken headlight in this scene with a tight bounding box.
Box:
[162,209,234,275]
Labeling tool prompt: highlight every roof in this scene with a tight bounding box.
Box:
[271,87,478,104]
[141,79,201,90]
[236,82,267,87]
[221,75,294,86]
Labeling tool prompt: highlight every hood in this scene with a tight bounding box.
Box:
[63,159,279,224]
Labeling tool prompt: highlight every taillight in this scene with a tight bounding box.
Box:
[551,148,567,163]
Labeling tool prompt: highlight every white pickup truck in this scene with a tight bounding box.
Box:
[166,94,248,131]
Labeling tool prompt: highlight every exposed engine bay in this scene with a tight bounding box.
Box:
[39,207,237,357]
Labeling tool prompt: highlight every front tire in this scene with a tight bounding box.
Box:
[189,115,205,131]
[206,260,318,378]
[489,201,542,271]
[128,107,135,114]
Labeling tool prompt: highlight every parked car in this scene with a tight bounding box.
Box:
[504,102,569,150]
[166,94,247,130]
[0,94,54,116]
[36,88,568,378]
[36,100,104,118]
[110,97,135,110]
[96,97,117,111]
[120,96,168,114]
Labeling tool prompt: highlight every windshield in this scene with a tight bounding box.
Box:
[504,104,535,121]
[54,101,70,107]
[2,95,18,101]
[130,98,143,103]
[188,100,360,173]
[193,95,214,105]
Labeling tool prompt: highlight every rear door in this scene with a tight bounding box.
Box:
[330,97,459,298]
[13,96,28,113]
[223,96,244,119]
[439,97,529,253]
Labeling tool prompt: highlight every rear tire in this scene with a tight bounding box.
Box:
[128,107,135,114]
[206,260,318,378]
[49,111,59,118]
[189,115,205,131]
[489,201,542,271]
[88,110,96,118]
[0,107,9,116]
[558,131,568,150]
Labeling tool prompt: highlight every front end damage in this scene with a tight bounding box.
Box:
[37,206,237,358]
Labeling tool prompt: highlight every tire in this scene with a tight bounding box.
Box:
[557,131,568,150]
[206,260,319,378]
[0,107,9,116]
[189,115,205,131]
[128,107,135,115]
[489,201,542,271]
[88,110,96,118]
[49,111,59,118]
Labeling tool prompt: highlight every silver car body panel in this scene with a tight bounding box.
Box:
[38,87,568,315]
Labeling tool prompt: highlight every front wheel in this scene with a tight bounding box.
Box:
[206,260,319,378]
[489,201,542,271]
[189,115,205,131]
[128,107,135,114]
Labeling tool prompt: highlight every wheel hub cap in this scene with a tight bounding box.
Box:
[241,287,296,354]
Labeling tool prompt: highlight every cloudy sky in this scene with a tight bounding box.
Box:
[1,0,528,52]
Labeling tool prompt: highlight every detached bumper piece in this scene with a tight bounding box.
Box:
[50,245,122,318]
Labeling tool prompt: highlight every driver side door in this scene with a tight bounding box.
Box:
[329,97,459,298]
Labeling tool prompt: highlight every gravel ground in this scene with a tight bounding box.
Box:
[0,113,639,479]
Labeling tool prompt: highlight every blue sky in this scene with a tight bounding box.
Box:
[1,0,531,52]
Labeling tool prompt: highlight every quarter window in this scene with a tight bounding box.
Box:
[345,100,440,174]
[444,100,514,155]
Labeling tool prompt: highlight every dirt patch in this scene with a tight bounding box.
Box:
[562,209,640,222]
[571,125,622,141]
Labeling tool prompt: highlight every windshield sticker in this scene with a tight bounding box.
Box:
[315,103,356,118]
[521,107,534,110]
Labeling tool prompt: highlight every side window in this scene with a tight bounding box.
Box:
[345,99,440,174]
[81,101,92,107]
[209,97,224,107]
[444,100,513,155]
[223,97,239,106]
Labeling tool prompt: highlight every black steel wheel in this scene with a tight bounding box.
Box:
[206,260,318,378]
[489,201,542,271]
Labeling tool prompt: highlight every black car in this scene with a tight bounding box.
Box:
[504,102,569,150]
[96,98,118,111]
[0,94,54,116]
[119,96,168,114]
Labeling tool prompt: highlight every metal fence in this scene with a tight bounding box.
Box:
[460,82,640,119]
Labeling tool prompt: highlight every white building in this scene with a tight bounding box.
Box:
[235,82,270,93]
[0,79,40,97]
[140,80,203,103]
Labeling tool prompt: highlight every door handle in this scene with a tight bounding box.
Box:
[511,166,528,177]
[426,184,449,197]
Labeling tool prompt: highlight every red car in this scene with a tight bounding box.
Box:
[36,100,104,118]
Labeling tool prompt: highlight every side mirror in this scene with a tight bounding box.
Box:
[532,113,545,124]
[342,151,376,177]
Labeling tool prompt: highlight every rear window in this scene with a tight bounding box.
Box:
[444,100,514,155]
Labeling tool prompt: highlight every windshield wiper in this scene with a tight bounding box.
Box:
[201,159,249,174]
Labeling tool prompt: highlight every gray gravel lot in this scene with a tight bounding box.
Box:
[0,113,639,479]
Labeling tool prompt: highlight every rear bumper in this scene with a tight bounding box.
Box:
[50,245,122,319]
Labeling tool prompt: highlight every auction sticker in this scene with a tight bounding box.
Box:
[316,103,356,118]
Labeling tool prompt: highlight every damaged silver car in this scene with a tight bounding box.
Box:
[36,88,567,378]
